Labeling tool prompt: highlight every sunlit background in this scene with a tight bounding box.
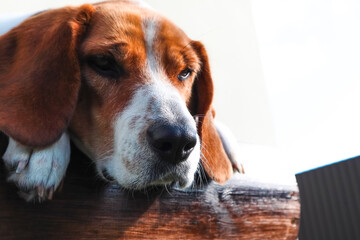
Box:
[1,0,360,185]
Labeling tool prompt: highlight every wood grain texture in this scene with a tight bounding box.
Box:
[0,134,299,240]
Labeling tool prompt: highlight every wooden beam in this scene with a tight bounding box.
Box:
[0,135,299,239]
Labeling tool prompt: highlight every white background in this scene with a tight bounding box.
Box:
[250,0,360,183]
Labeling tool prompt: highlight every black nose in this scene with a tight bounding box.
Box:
[146,123,197,164]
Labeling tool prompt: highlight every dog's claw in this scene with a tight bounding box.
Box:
[37,185,45,198]
[233,163,245,174]
[15,160,28,173]
[47,186,55,200]
[57,180,64,192]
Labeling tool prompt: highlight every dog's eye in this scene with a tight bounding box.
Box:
[87,55,122,78]
[177,68,193,81]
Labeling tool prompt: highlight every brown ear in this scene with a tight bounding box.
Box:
[0,5,95,148]
[191,41,233,184]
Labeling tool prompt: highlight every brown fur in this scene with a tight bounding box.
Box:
[0,1,233,183]
[0,5,95,148]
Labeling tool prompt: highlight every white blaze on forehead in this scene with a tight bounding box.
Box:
[143,17,161,74]
[142,17,179,98]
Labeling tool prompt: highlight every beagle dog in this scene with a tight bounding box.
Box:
[0,0,243,201]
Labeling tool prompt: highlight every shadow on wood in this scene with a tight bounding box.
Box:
[0,133,299,239]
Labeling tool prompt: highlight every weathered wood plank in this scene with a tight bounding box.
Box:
[0,134,299,239]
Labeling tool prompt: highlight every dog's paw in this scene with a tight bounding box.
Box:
[2,133,70,202]
[215,120,245,174]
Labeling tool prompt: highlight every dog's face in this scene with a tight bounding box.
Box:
[0,1,234,191]
[70,2,201,188]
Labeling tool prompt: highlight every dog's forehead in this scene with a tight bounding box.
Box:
[83,2,192,56]
[79,1,201,103]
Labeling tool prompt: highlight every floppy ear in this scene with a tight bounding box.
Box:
[190,41,233,184]
[0,5,95,148]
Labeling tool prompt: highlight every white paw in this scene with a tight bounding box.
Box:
[214,120,245,174]
[2,133,70,201]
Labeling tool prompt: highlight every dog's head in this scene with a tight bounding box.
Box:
[0,1,233,189]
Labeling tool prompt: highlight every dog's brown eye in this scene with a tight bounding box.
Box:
[87,55,122,78]
[177,68,193,81]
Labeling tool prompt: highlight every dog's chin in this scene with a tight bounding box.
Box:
[95,145,200,191]
[148,172,194,189]
[97,165,195,191]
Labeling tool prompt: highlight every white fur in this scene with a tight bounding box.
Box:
[96,18,200,189]
[3,133,70,197]
[143,17,159,71]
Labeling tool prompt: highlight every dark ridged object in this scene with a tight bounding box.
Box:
[296,156,360,240]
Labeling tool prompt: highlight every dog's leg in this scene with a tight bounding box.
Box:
[214,121,245,174]
[2,132,70,201]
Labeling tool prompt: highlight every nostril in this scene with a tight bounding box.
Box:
[157,142,173,152]
[180,134,197,160]
[183,141,195,152]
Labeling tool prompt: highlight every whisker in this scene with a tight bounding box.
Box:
[195,161,209,188]
[195,164,203,188]
[97,149,114,161]
[198,142,216,179]
[199,163,209,186]
[164,184,173,196]
[200,141,215,166]
[199,152,211,174]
